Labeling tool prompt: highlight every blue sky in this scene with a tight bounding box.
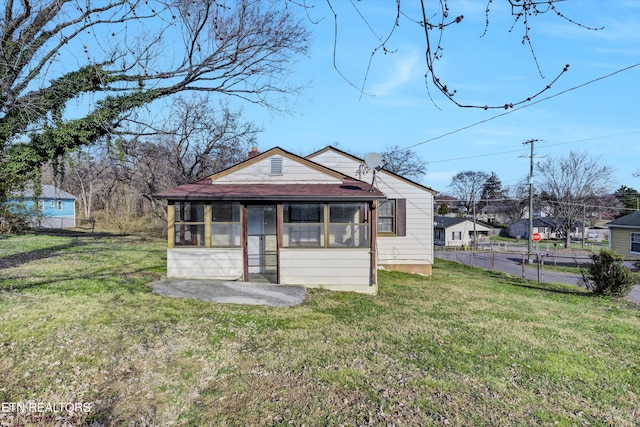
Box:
[245,0,640,195]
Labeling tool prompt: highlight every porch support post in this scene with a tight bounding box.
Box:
[242,204,248,281]
[167,202,175,248]
[370,200,378,286]
[204,203,212,248]
[276,203,283,283]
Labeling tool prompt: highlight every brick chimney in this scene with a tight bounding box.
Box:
[248,146,259,159]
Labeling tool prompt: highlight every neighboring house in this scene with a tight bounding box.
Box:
[307,146,436,276]
[8,185,77,228]
[154,146,436,293]
[435,195,457,215]
[434,216,491,248]
[606,210,640,261]
[478,205,512,225]
[507,218,582,240]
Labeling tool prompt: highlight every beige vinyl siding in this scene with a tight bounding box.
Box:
[310,150,434,267]
[279,248,372,287]
[610,228,640,260]
[167,248,243,279]
[214,155,340,184]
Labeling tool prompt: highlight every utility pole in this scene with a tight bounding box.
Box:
[521,139,540,264]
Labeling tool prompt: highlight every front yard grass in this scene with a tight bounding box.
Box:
[0,231,639,426]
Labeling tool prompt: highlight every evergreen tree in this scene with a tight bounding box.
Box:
[613,186,640,216]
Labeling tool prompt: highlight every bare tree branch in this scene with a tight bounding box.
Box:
[312,0,602,109]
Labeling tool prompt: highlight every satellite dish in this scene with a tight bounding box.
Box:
[364,152,384,171]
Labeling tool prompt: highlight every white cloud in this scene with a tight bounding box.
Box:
[370,52,420,97]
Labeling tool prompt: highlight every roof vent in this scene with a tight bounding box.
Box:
[270,157,283,175]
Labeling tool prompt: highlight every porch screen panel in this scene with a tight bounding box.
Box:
[174,202,205,246]
[211,202,241,247]
[282,203,324,247]
[328,203,369,247]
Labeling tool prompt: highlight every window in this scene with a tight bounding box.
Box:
[631,232,640,254]
[57,201,63,210]
[377,199,406,236]
[211,202,241,247]
[282,202,371,248]
[174,202,205,246]
[38,201,44,211]
[282,203,324,247]
[50,200,55,208]
[378,200,395,234]
[328,203,369,247]
[452,231,462,241]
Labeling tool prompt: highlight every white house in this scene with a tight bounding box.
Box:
[433,216,491,248]
[154,146,436,293]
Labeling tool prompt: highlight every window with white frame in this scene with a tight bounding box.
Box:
[452,231,462,241]
[377,199,406,236]
[57,201,63,210]
[50,200,55,208]
[378,199,395,234]
[631,232,640,254]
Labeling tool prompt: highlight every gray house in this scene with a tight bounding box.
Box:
[507,218,582,240]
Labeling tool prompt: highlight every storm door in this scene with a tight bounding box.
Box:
[246,205,278,283]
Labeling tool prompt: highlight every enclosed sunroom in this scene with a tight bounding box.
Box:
[154,148,386,293]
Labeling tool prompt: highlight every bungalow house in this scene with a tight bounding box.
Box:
[7,185,77,228]
[606,210,640,261]
[153,146,436,293]
[433,216,491,248]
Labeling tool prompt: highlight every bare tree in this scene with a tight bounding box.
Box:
[502,180,530,224]
[381,145,426,180]
[1,0,308,206]
[536,151,613,246]
[449,171,490,213]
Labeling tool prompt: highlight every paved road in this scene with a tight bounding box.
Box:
[435,250,584,286]
[435,250,640,304]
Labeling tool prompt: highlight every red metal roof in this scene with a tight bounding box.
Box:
[153,179,386,201]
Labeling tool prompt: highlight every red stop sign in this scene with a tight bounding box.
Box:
[531,232,541,242]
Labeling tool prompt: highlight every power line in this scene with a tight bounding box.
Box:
[400,63,640,152]
[424,131,640,164]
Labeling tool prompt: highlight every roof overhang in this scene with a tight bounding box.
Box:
[153,181,386,202]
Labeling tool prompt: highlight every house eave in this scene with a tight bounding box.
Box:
[156,195,386,202]
[606,224,640,229]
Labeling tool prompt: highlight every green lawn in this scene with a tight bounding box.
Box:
[1,231,639,426]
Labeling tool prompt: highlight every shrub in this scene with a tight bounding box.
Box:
[581,248,634,296]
